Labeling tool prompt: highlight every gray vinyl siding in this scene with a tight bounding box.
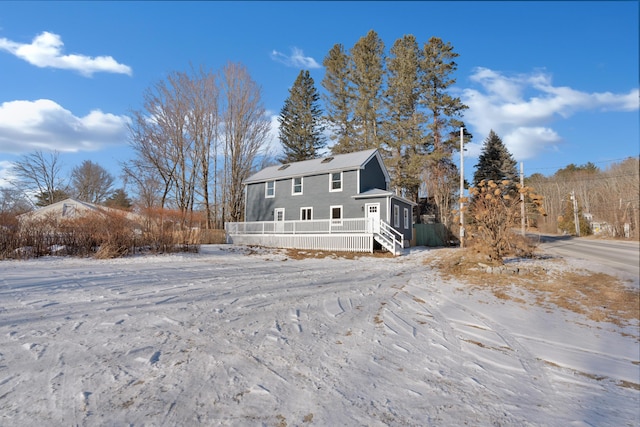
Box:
[245,169,365,222]
[360,157,388,192]
[243,153,413,241]
[391,198,414,241]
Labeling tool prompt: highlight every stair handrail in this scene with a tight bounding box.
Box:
[378,219,403,254]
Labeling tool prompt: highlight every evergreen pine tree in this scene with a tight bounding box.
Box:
[322,44,356,154]
[382,34,426,202]
[35,189,69,207]
[351,30,385,150]
[420,36,468,225]
[105,188,133,209]
[473,130,518,187]
[278,70,326,163]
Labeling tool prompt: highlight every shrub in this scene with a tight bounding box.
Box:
[465,180,545,263]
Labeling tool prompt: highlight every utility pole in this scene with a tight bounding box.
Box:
[520,162,525,236]
[459,127,465,248]
[571,190,580,236]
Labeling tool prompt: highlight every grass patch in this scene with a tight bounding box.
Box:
[430,249,639,328]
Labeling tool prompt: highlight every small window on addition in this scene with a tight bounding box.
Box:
[394,205,400,228]
[403,207,409,229]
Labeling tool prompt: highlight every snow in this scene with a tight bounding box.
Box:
[0,245,638,426]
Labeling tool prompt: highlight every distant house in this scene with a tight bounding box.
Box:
[18,198,140,224]
[225,149,416,255]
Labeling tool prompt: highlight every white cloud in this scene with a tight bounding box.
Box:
[270,47,321,69]
[0,31,132,77]
[0,99,130,154]
[462,67,639,160]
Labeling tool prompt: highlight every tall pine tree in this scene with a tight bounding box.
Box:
[420,36,468,225]
[382,34,426,202]
[473,130,518,187]
[351,30,385,151]
[278,70,326,163]
[322,44,356,154]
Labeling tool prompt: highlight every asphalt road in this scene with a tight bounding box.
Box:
[535,234,640,279]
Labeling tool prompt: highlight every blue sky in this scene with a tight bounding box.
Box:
[0,1,638,190]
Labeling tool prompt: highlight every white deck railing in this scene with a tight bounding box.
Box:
[225,217,405,255]
[225,218,374,236]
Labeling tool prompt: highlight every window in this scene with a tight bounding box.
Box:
[394,205,400,228]
[292,177,303,195]
[403,208,409,229]
[265,180,275,198]
[330,205,343,225]
[330,172,342,192]
[300,207,312,220]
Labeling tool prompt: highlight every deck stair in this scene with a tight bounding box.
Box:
[374,220,404,255]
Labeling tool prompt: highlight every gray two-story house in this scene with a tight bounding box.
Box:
[225,149,416,255]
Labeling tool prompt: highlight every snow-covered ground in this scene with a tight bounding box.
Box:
[0,245,638,426]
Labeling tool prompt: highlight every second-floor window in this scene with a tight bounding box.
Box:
[330,172,342,192]
[265,180,275,198]
[292,177,303,195]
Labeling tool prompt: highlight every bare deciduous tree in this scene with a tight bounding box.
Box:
[221,62,272,222]
[70,160,115,204]
[0,187,31,215]
[185,65,220,229]
[10,150,67,206]
[127,62,270,228]
[527,158,639,239]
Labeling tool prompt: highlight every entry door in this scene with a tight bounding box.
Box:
[365,203,380,233]
[274,208,285,233]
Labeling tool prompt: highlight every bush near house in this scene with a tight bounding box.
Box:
[464,179,545,263]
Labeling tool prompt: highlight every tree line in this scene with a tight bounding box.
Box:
[6,150,130,210]
[527,157,639,239]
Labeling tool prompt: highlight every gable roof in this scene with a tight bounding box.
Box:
[244,149,386,184]
[18,198,140,222]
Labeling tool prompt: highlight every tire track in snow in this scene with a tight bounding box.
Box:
[400,274,556,416]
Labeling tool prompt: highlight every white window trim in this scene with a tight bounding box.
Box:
[265,180,275,198]
[292,177,303,195]
[403,207,409,229]
[330,205,343,225]
[394,205,400,228]
[329,171,343,192]
[300,207,313,221]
